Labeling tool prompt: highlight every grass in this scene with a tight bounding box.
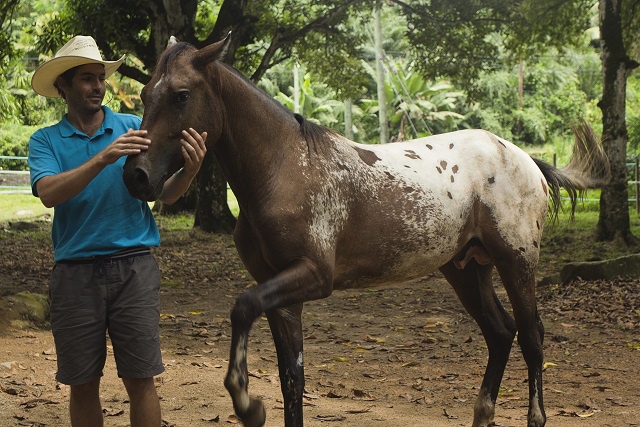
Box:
[0,193,52,223]
[3,191,640,268]
[0,189,239,228]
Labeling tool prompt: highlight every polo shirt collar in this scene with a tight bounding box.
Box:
[59,106,115,138]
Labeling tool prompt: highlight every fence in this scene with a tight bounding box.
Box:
[0,156,30,194]
[3,155,640,211]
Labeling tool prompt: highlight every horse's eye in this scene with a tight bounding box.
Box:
[176,91,190,103]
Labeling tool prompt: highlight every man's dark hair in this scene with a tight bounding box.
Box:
[53,65,81,99]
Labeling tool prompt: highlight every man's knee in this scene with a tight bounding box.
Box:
[70,377,101,398]
[122,377,157,399]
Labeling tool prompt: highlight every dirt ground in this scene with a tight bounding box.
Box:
[0,219,639,427]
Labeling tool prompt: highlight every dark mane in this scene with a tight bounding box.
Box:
[157,42,194,74]
[293,114,339,153]
[219,62,338,153]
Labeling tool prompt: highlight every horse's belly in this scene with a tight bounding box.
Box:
[333,260,446,290]
[332,234,460,290]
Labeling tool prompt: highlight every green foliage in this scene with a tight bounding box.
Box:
[467,46,591,145]
[395,0,593,92]
[0,123,40,171]
[271,70,344,127]
[626,72,640,157]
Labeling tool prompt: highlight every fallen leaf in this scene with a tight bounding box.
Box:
[345,405,373,414]
[442,408,459,419]
[314,414,346,422]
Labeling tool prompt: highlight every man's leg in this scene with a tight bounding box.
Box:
[70,377,103,427]
[122,377,161,427]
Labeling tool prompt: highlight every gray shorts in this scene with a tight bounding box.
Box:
[49,251,164,385]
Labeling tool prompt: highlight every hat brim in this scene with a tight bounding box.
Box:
[31,55,125,98]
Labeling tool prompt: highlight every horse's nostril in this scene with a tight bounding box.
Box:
[133,167,150,188]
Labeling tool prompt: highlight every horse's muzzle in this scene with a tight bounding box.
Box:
[123,162,164,202]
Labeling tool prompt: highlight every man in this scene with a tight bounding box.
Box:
[28,35,207,426]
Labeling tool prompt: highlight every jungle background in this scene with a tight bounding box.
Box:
[1,1,640,426]
[2,0,640,239]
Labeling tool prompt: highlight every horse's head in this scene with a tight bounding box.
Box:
[123,35,230,201]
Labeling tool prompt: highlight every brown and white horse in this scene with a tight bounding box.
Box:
[123,36,609,427]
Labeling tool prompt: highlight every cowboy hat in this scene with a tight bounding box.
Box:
[31,35,125,98]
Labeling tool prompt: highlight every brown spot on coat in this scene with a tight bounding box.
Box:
[354,146,381,166]
[487,132,507,148]
[488,177,495,184]
[452,165,459,174]
[450,175,455,183]
[436,166,442,174]
[426,144,433,150]
[449,143,454,149]
[440,160,448,170]
[384,171,395,180]
[447,191,453,199]
[404,150,421,160]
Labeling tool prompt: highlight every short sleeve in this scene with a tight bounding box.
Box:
[28,129,60,197]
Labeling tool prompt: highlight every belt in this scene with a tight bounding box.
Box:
[57,247,151,264]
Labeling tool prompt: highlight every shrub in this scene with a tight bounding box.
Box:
[0,123,40,171]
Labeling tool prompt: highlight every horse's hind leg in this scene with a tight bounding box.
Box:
[496,258,546,427]
[266,304,305,427]
[439,260,517,427]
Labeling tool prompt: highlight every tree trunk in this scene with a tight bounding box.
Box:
[374,6,389,144]
[194,151,236,233]
[193,0,252,234]
[596,0,639,243]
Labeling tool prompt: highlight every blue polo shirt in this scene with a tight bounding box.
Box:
[28,106,160,262]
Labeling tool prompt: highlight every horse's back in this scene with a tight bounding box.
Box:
[325,129,549,288]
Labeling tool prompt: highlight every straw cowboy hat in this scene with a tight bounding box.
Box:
[31,35,125,98]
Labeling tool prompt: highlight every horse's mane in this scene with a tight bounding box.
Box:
[157,42,194,74]
[217,63,338,153]
[293,113,339,154]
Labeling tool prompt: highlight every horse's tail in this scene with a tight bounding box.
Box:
[533,118,610,220]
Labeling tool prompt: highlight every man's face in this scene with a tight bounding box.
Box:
[59,63,106,114]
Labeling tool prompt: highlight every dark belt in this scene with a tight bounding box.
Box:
[57,247,151,264]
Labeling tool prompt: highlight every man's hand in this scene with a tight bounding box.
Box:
[99,129,151,165]
[180,128,208,178]
[159,128,208,205]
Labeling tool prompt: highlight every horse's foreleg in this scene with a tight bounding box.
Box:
[266,305,305,427]
[225,318,266,427]
[440,260,517,427]
[224,258,330,427]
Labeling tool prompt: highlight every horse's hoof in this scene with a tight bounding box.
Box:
[240,398,266,427]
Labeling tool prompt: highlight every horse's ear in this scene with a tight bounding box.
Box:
[192,32,232,69]
[167,36,179,47]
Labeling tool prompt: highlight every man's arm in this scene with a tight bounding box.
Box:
[36,129,151,208]
[159,128,208,205]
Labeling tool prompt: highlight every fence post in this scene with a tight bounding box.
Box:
[634,156,640,213]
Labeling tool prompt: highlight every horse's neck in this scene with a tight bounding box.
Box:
[214,69,302,196]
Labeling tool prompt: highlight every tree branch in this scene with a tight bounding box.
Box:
[250,0,361,82]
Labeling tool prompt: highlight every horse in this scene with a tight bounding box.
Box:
[123,36,609,427]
